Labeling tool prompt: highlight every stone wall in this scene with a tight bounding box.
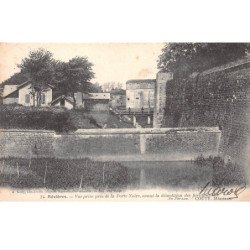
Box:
[0,129,55,158]
[0,127,221,161]
[163,59,250,164]
[3,97,18,105]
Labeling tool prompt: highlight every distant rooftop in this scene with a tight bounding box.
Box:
[110,89,126,95]
[126,79,156,84]
[83,92,110,100]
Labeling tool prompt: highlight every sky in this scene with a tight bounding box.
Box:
[0,43,164,88]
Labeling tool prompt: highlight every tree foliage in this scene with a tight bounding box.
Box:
[18,48,55,85]
[18,48,55,106]
[158,43,249,79]
[3,48,95,108]
[54,57,95,107]
[1,72,30,85]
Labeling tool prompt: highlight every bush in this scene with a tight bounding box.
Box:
[194,155,245,186]
[0,105,77,132]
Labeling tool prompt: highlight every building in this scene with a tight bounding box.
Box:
[126,79,155,111]
[74,92,110,111]
[50,95,74,109]
[109,89,126,109]
[2,80,53,106]
[125,72,172,128]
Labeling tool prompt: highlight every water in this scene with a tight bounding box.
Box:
[122,161,213,190]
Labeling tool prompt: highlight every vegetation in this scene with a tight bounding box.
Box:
[194,155,245,186]
[0,105,77,132]
[2,48,96,108]
[54,57,95,108]
[158,43,249,79]
[17,49,56,107]
[0,157,128,191]
[158,43,250,127]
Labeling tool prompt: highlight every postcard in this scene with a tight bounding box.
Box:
[0,43,249,201]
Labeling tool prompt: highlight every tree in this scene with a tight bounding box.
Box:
[102,82,123,92]
[1,72,30,85]
[158,43,249,79]
[55,57,95,108]
[91,82,103,93]
[18,48,55,106]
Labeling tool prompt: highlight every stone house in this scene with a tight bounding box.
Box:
[126,79,155,111]
[2,80,53,106]
[74,92,111,111]
[109,89,126,109]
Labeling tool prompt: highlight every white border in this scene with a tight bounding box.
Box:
[1,1,249,250]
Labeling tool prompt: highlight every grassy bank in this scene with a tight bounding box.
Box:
[0,157,129,191]
[0,156,245,191]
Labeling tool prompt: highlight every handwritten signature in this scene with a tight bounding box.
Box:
[199,182,246,199]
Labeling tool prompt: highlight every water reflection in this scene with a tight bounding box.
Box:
[122,161,213,190]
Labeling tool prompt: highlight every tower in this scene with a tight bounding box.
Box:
[153,71,172,128]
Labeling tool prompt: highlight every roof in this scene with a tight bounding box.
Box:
[3,80,54,99]
[17,80,54,90]
[3,89,19,99]
[110,89,126,95]
[83,93,110,100]
[126,79,156,84]
[50,95,74,105]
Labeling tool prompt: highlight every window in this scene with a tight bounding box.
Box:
[25,94,30,104]
[60,99,65,106]
[41,94,46,104]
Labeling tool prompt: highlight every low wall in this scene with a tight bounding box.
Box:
[0,129,55,158]
[0,127,221,161]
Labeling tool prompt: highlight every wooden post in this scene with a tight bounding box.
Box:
[79,160,87,189]
[102,163,105,185]
[1,160,4,174]
[43,161,48,185]
[79,174,83,189]
[28,158,31,168]
[16,162,19,178]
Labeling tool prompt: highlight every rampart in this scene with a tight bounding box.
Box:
[0,127,221,161]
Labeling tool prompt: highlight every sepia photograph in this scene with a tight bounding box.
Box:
[0,42,249,201]
[1,1,250,250]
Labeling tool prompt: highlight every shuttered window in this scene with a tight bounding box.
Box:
[25,94,30,104]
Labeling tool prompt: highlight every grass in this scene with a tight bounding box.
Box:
[0,156,244,191]
[0,157,128,191]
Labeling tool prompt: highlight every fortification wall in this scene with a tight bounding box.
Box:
[0,129,55,158]
[163,59,250,165]
[0,127,221,161]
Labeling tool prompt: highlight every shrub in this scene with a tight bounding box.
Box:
[0,105,77,132]
[194,155,245,186]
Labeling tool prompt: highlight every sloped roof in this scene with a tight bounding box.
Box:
[110,89,126,95]
[126,79,156,84]
[83,93,110,100]
[3,89,19,99]
[17,80,54,90]
[3,80,54,99]
[50,95,74,105]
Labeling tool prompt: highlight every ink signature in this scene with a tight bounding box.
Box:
[199,182,246,199]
